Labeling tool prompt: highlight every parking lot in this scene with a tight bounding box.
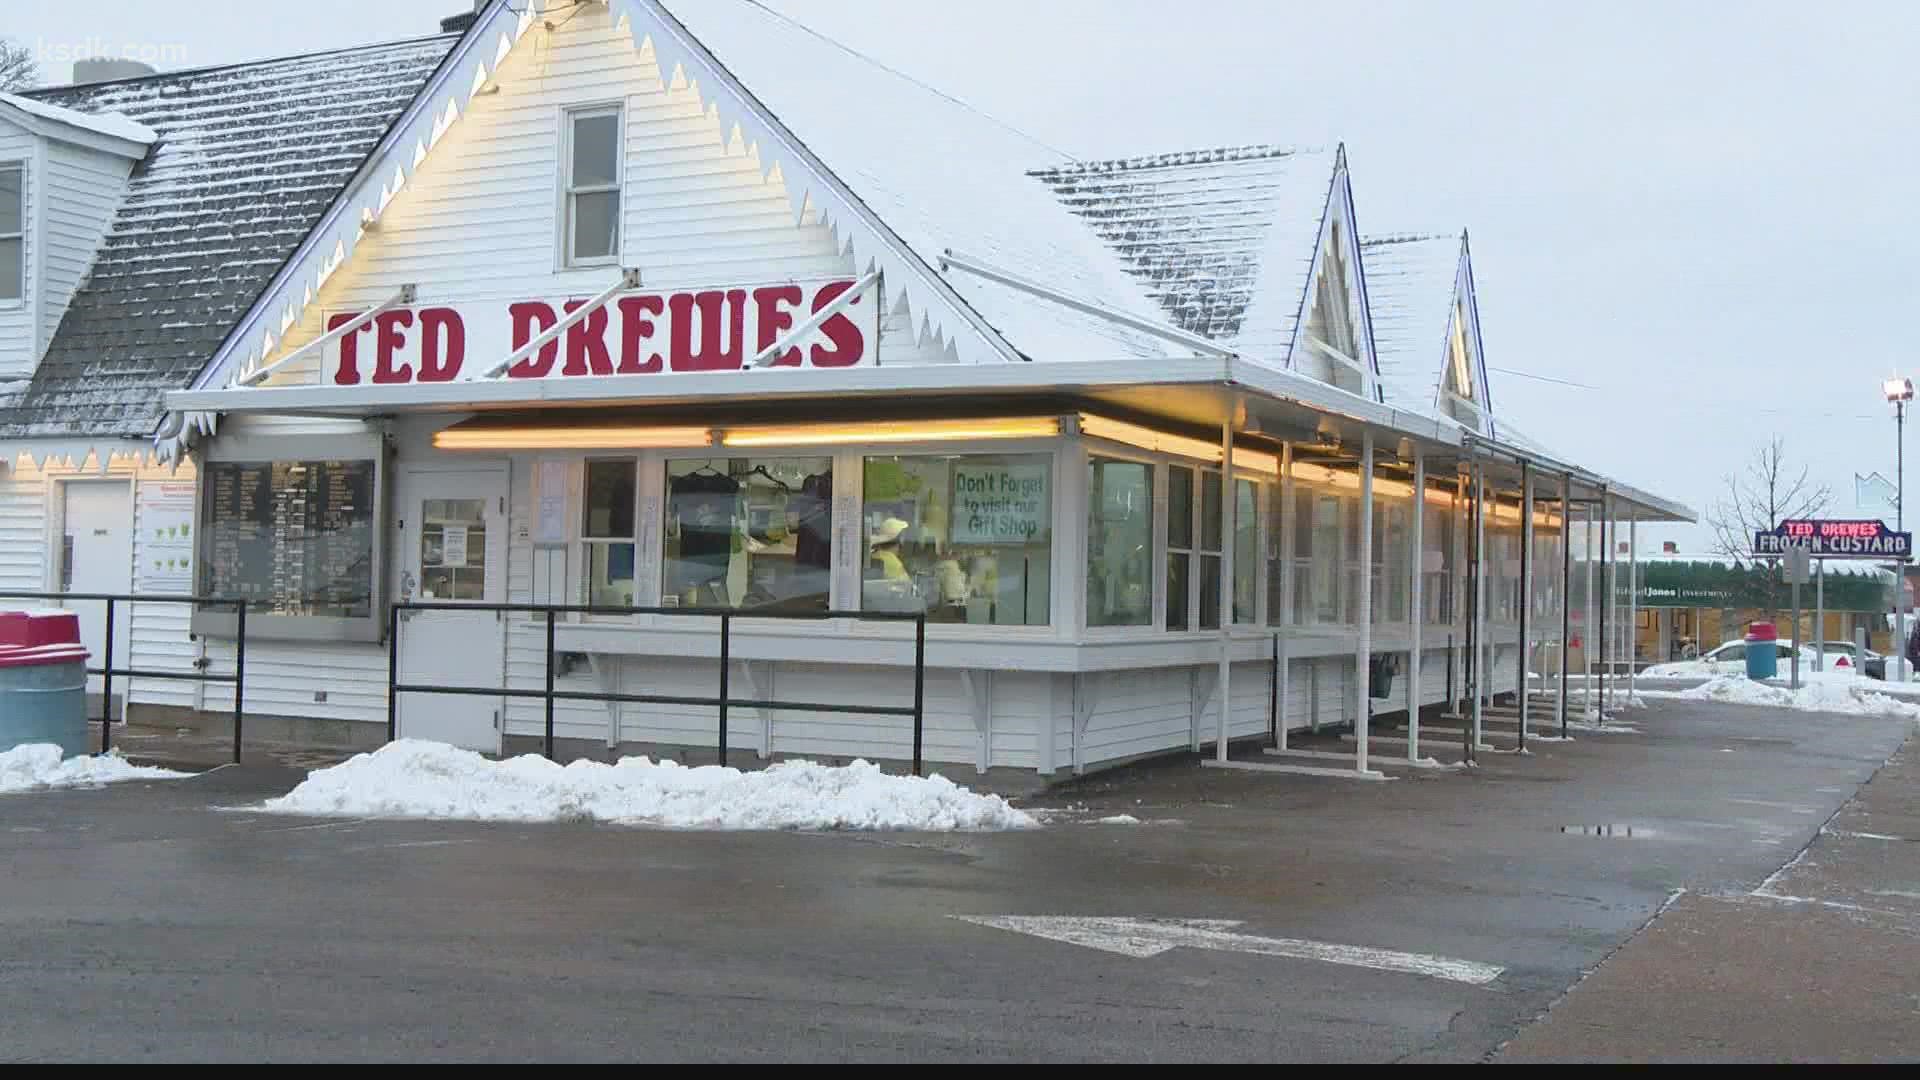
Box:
[0,699,1914,1062]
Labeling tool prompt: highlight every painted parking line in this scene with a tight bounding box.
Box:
[951,914,1505,986]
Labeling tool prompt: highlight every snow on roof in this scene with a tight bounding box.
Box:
[0,90,157,147]
[661,0,1175,363]
[1029,145,1336,361]
[0,36,456,439]
[1361,232,1461,415]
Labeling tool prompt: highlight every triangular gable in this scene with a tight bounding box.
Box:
[1439,232,1494,435]
[1230,146,1380,398]
[182,0,1081,428]
[1359,229,1492,434]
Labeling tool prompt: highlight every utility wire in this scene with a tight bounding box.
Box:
[738,0,1080,162]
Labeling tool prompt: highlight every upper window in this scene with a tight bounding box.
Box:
[0,164,22,301]
[563,106,621,266]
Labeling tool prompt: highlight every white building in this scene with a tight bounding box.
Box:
[3,0,1690,776]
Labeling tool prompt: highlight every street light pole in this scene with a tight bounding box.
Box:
[1886,377,1913,681]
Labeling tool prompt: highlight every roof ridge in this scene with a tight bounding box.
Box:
[1027,143,1322,177]
[21,31,460,98]
[1360,231,1460,248]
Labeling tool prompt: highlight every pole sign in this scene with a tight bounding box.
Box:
[1753,519,1912,559]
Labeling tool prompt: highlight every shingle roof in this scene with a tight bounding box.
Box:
[1028,145,1337,361]
[1361,231,1463,416]
[0,34,456,438]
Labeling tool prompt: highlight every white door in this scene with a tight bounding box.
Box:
[392,465,509,752]
[61,481,133,700]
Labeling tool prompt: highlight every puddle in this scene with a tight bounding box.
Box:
[1559,824,1655,838]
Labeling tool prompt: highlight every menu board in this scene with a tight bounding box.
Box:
[202,459,375,618]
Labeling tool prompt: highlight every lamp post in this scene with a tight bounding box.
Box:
[1886,377,1912,681]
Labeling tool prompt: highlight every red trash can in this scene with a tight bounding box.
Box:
[0,609,92,756]
[1744,621,1778,681]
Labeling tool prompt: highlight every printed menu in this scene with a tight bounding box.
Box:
[203,459,375,617]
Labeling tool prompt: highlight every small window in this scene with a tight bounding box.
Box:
[1166,465,1193,631]
[563,107,621,265]
[0,164,22,301]
[1087,457,1153,627]
[582,459,637,607]
[664,457,832,612]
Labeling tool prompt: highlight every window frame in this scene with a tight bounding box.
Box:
[559,103,624,269]
[0,161,24,304]
[580,456,641,610]
[1085,452,1158,630]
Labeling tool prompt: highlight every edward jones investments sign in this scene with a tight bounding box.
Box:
[322,279,875,385]
[1753,518,1912,559]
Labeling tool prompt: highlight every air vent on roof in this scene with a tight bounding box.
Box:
[440,0,488,33]
[71,58,156,84]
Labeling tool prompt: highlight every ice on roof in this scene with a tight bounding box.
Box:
[0,90,157,147]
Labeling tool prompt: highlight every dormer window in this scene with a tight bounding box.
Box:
[0,164,22,302]
[562,105,621,266]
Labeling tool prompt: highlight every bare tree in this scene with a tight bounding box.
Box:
[1707,437,1832,617]
[0,40,36,92]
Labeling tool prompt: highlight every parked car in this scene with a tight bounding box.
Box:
[1814,641,1884,680]
[1697,639,1819,675]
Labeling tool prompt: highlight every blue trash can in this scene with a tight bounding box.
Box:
[1745,621,1778,681]
[0,609,92,757]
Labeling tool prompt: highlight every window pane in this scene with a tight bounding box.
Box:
[1087,457,1152,627]
[1200,470,1223,552]
[420,497,485,602]
[1166,552,1189,631]
[583,460,636,538]
[664,457,832,612]
[0,238,19,300]
[863,454,1051,626]
[0,168,20,233]
[571,113,620,187]
[571,190,619,261]
[1167,465,1193,550]
[1268,479,1288,626]
[1234,479,1257,624]
[1313,493,1342,623]
[1198,553,1221,630]
[585,542,636,607]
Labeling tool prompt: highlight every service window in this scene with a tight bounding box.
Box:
[582,459,637,607]
[663,456,832,612]
[863,453,1051,625]
[1232,478,1258,624]
[1197,469,1223,630]
[0,164,21,301]
[563,105,621,265]
[1087,457,1153,627]
[1166,465,1193,631]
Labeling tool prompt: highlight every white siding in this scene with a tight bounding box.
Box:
[0,453,48,592]
[265,6,945,387]
[0,125,35,378]
[37,139,133,349]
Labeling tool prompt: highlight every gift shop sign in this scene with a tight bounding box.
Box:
[323,279,874,386]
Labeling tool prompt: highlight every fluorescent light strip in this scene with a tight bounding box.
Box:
[434,426,714,450]
[1078,413,1278,476]
[721,417,1060,447]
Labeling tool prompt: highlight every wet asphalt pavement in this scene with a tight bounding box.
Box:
[0,699,1912,1062]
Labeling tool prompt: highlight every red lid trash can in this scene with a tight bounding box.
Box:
[1744,621,1778,681]
[0,609,92,757]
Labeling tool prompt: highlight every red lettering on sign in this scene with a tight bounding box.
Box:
[328,312,367,385]
[752,284,804,368]
[615,295,664,374]
[506,301,559,379]
[372,310,414,385]
[669,289,746,372]
[418,307,463,382]
[809,280,865,368]
[561,299,613,377]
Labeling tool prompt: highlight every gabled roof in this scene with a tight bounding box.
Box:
[0,35,457,439]
[1362,230,1492,427]
[0,91,156,150]
[1029,145,1336,351]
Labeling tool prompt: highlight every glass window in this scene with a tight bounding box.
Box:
[582,459,637,607]
[1422,493,1453,626]
[1166,465,1193,631]
[564,107,621,264]
[0,165,21,301]
[1310,490,1344,624]
[1233,478,1257,624]
[863,453,1050,625]
[1374,498,1410,623]
[1268,475,1289,627]
[1087,457,1152,627]
[1197,470,1223,630]
[664,456,832,612]
[420,498,486,601]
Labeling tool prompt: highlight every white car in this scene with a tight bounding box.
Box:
[1696,639,1819,675]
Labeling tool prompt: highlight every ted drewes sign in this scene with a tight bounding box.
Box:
[1753,519,1912,559]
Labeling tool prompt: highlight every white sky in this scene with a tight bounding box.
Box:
[9,0,1919,550]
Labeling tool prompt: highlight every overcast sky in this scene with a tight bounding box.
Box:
[10,0,1918,549]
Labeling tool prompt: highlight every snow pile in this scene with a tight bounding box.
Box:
[0,744,188,794]
[1655,676,1920,720]
[1095,814,1142,825]
[261,740,1039,831]
[1641,660,1720,678]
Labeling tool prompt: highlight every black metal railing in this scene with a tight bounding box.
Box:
[0,591,247,762]
[387,602,930,775]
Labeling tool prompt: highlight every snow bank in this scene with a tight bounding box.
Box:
[261,740,1039,831]
[1641,660,1720,678]
[1644,675,1920,720]
[0,744,188,794]
[1095,814,1142,825]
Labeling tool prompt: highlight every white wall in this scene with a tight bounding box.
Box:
[37,139,133,350]
[0,124,35,378]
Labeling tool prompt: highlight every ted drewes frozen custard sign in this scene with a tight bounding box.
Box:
[951,464,1049,545]
[1753,518,1912,559]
